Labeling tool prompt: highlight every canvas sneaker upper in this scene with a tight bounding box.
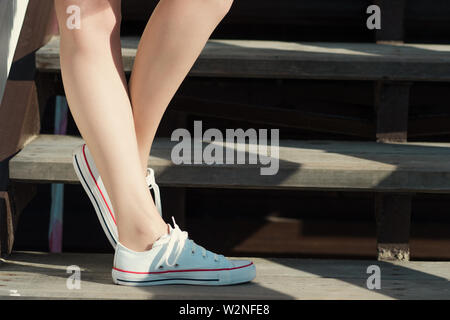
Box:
[72,143,162,249]
[112,217,256,286]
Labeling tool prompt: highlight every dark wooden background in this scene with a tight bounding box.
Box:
[13,0,450,260]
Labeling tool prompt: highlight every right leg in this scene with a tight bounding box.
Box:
[54,0,167,251]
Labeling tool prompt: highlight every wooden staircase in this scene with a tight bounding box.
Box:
[10,134,450,193]
[2,0,450,261]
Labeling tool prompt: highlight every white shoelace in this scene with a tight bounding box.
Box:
[155,217,219,269]
[146,168,162,216]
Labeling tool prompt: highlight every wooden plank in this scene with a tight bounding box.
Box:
[9,134,450,193]
[0,0,56,258]
[171,96,374,138]
[0,0,56,164]
[0,191,14,257]
[118,1,450,44]
[0,81,40,161]
[374,0,406,42]
[122,0,367,25]
[187,216,450,260]
[122,0,450,27]
[374,79,412,261]
[1,252,449,299]
[11,0,56,63]
[36,36,450,81]
[0,0,56,161]
[0,0,29,103]
[409,116,450,138]
[374,81,411,142]
[407,0,450,23]
[0,80,40,257]
[375,193,412,261]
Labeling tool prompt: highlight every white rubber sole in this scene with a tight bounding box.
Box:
[72,144,118,248]
[111,262,256,286]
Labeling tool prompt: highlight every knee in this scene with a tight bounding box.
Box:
[214,0,234,20]
[55,0,121,51]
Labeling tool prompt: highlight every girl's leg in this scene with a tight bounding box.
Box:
[54,0,167,251]
[129,0,234,174]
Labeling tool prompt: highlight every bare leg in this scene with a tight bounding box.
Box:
[54,0,167,251]
[129,0,234,174]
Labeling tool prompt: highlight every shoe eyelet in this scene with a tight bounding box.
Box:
[175,263,179,267]
[159,265,164,269]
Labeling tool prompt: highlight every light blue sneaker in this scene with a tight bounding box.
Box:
[112,218,256,286]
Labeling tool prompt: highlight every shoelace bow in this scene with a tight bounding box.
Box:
[156,217,219,269]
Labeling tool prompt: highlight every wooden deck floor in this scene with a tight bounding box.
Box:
[0,252,449,300]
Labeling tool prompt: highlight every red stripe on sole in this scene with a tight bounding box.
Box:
[82,144,116,224]
[113,262,254,275]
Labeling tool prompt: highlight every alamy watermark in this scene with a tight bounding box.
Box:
[66,265,81,290]
[171,121,279,176]
[366,265,381,290]
[366,5,381,30]
[66,5,81,30]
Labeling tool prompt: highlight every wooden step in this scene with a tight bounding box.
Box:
[1,251,449,299]
[122,0,450,32]
[121,0,450,45]
[8,134,450,193]
[36,36,450,81]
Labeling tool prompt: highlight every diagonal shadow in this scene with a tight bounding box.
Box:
[149,138,450,193]
[146,138,450,299]
[4,138,450,299]
[267,257,450,300]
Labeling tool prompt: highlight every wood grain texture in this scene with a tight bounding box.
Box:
[375,81,411,142]
[0,0,28,103]
[36,36,450,81]
[0,192,14,257]
[12,0,55,62]
[0,81,40,161]
[1,251,449,299]
[375,193,412,261]
[9,134,450,193]
[171,96,375,138]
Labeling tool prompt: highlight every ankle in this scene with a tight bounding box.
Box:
[119,230,166,252]
[117,217,168,252]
